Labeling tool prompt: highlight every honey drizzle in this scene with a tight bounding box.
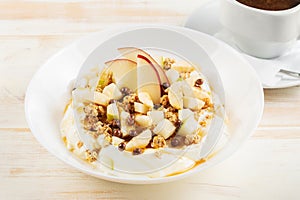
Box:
[165,150,219,177]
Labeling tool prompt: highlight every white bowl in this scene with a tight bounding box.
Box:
[25,25,264,184]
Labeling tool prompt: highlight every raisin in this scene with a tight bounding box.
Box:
[153,104,161,110]
[118,142,126,151]
[112,129,122,138]
[111,119,120,128]
[109,99,117,104]
[174,119,182,131]
[129,129,138,137]
[161,82,170,90]
[171,136,182,147]
[194,79,203,88]
[132,148,143,155]
[120,87,131,95]
[126,114,135,126]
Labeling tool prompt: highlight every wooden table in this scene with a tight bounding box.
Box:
[1,0,299,199]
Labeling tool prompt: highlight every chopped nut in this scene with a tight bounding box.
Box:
[151,135,166,149]
[97,105,106,117]
[123,93,138,104]
[164,108,178,124]
[163,57,175,70]
[87,131,99,139]
[85,149,98,162]
[193,134,201,144]
[83,116,99,130]
[180,72,190,79]
[91,121,103,131]
[160,95,170,108]
[184,135,194,145]
[199,120,207,127]
[184,134,202,145]
[62,136,67,146]
[84,103,98,117]
[77,141,84,148]
[124,103,134,113]
[202,98,214,109]
[97,124,112,135]
[104,134,112,144]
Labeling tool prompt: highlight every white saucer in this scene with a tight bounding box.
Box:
[185,0,300,89]
[25,25,263,184]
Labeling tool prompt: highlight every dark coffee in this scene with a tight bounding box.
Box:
[236,0,300,11]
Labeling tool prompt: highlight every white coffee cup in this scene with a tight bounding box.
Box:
[220,0,300,59]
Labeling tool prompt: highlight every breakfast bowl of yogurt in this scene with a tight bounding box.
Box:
[25,26,263,184]
[62,44,225,178]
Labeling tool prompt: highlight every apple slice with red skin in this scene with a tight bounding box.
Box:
[104,59,137,92]
[118,47,170,85]
[137,54,161,104]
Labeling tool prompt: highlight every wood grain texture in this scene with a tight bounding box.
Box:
[0,0,300,199]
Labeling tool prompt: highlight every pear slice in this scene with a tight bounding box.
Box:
[136,54,161,104]
[118,47,169,85]
[107,103,119,121]
[125,129,152,151]
[135,115,152,127]
[104,59,137,91]
[134,102,149,114]
[178,109,194,122]
[120,111,131,137]
[172,65,195,73]
[102,83,123,100]
[168,82,183,109]
[183,96,205,111]
[111,136,124,146]
[192,88,210,100]
[138,92,153,108]
[166,69,180,84]
[148,110,164,125]
[93,91,109,106]
[153,119,176,139]
[177,116,198,136]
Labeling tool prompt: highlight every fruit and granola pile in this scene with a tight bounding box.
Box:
[61,47,214,163]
